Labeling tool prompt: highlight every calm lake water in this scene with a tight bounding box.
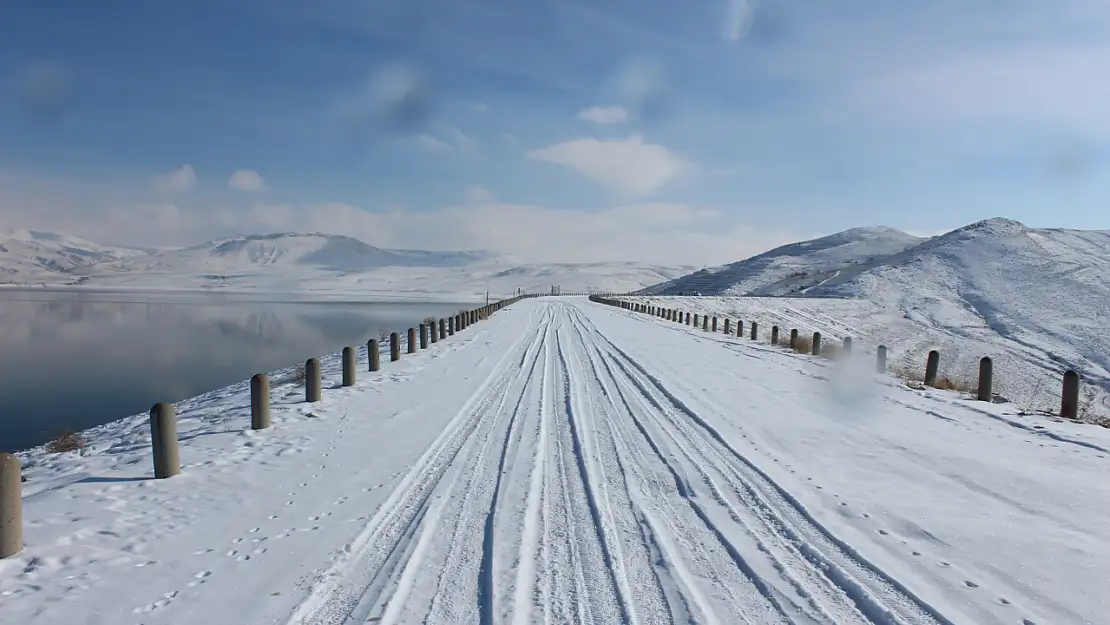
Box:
[0,289,477,452]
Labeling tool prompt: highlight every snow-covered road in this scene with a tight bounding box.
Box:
[5,298,1109,625]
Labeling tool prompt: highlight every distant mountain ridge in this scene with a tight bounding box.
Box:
[639,225,925,296]
[0,230,693,296]
[641,216,1110,394]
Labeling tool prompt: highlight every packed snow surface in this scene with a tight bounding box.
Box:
[5,298,1109,624]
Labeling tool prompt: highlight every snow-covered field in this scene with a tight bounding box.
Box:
[4,297,1109,624]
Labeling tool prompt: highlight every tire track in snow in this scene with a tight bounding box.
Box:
[576,308,953,625]
[406,309,554,624]
[284,306,550,625]
[510,315,553,625]
[563,306,789,624]
[563,311,673,625]
[553,317,633,623]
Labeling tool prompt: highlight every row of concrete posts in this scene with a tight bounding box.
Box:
[588,295,1087,419]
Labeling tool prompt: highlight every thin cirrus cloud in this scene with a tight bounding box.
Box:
[576,106,630,125]
[228,170,267,192]
[527,135,688,195]
[151,164,197,194]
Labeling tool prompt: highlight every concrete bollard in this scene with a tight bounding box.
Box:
[712,317,718,332]
[1061,370,1080,419]
[812,332,821,355]
[877,345,887,373]
[150,402,180,479]
[368,339,381,372]
[693,313,699,327]
[790,328,798,349]
[408,328,417,354]
[419,324,428,349]
[751,322,758,340]
[724,319,731,334]
[0,453,23,559]
[843,337,852,352]
[306,358,322,402]
[771,326,779,345]
[925,350,940,387]
[977,357,993,402]
[440,318,446,340]
[686,312,691,325]
[342,346,356,386]
[702,316,708,331]
[737,320,744,337]
[390,333,401,361]
[251,373,271,429]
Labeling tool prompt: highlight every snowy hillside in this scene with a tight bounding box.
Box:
[0,230,142,284]
[630,218,1110,423]
[640,226,924,296]
[0,230,691,298]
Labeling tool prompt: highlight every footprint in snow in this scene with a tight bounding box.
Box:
[877,529,889,536]
[963,580,979,588]
[999,597,1011,605]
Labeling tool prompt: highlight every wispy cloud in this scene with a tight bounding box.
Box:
[576,106,629,125]
[527,135,689,194]
[152,165,197,194]
[465,185,497,203]
[413,134,454,152]
[228,170,267,192]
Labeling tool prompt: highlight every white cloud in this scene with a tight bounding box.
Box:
[465,185,497,203]
[527,135,688,194]
[413,134,454,152]
[228,170,267,192]
[576,105,630,124]
[449,126,475,153]
[151,165,197,194]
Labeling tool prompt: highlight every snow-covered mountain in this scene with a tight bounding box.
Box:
[0,230,692,297]
[0,230,144,284]
[640,226,924,296]
[630,217,1110,420]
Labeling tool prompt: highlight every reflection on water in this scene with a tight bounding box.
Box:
[0,290,475,451]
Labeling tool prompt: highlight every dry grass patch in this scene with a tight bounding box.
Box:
[894,365,927,390]
[933,376,972,392]
[46,429,86,453]
[790,334,813,355]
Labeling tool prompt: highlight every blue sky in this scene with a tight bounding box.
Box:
[1,0,1108,264]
